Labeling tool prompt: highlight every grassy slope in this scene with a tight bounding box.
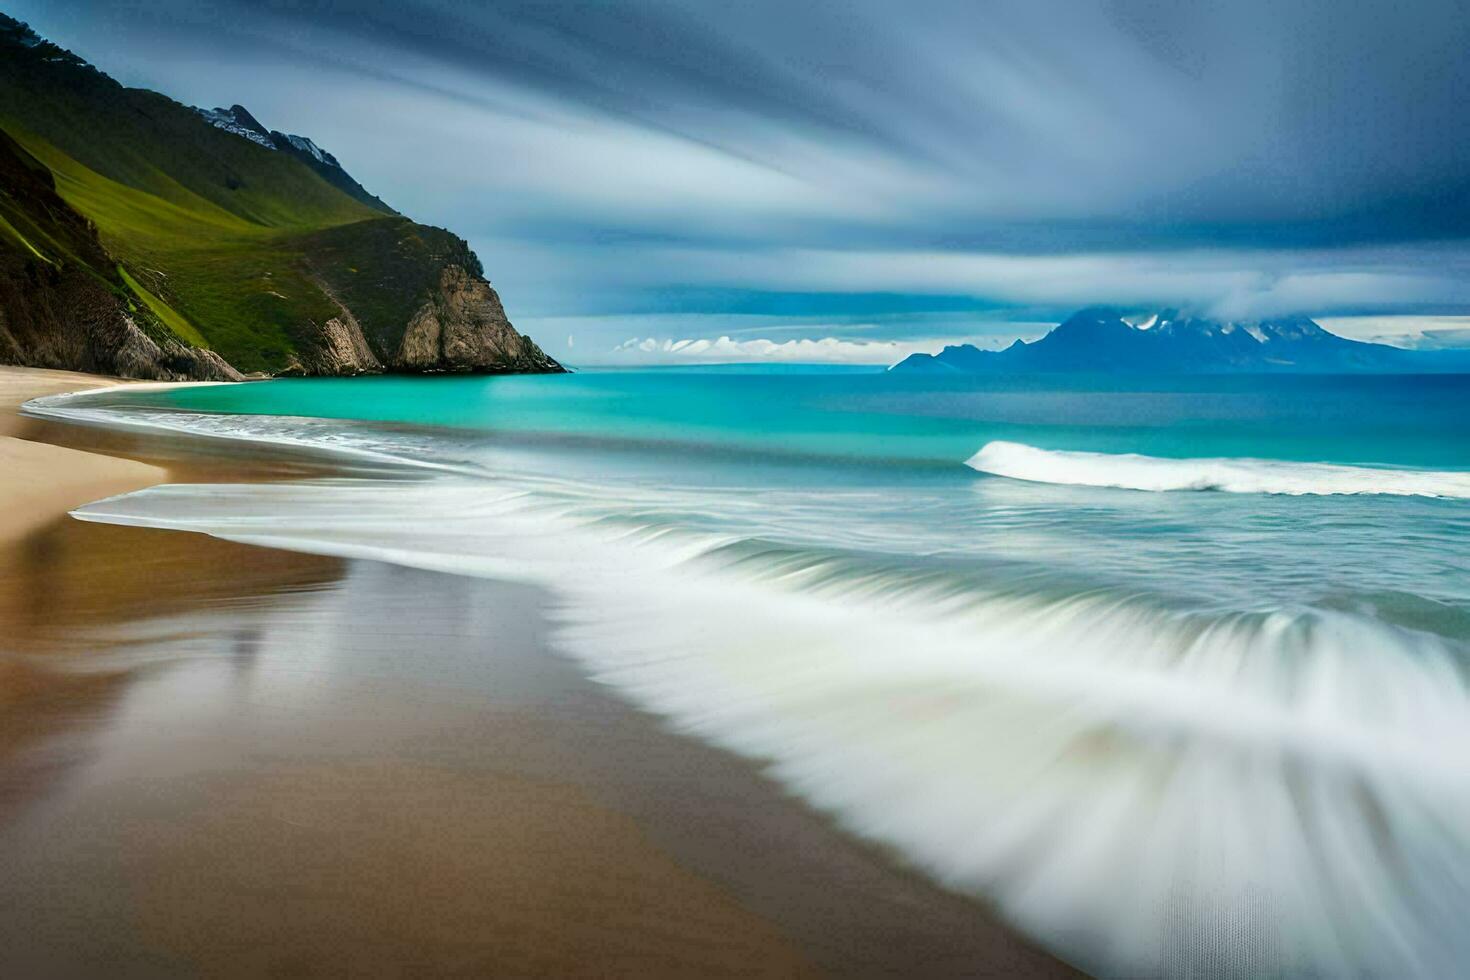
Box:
[0,210,53,263]
[116,265,208,348]
[7,125,348,371]
[0,124,196,366]
[0,15,451,374]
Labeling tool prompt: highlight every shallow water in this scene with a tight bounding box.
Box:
[29,369,1470,977]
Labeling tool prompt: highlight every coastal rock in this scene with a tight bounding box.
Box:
[106,314,244,382]
[281,315,382,376]
[392,265,562,373]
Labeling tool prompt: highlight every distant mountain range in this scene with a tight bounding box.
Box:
[892,308,1470,374]
[0,14,561,379]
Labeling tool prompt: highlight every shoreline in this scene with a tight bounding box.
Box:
[0,368,169,545]
[0,366,1076,977]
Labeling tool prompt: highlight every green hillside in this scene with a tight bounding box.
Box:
[0,124,236,378]
[0,13,557,377]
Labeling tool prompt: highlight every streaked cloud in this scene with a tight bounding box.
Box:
[493,239,1470,316]
[606,335,954,366]
[517,313,1052,363]
[1320,316,1470,350]
[12,0,1470,360]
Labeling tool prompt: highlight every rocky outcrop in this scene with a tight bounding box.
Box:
[106,314,242,381]
[281,315,381,376]
[279,280,384,377]
[392,266,561,373]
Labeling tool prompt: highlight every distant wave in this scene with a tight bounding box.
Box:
[968,440,1470,497]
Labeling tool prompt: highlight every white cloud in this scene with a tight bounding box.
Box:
[514,313,1052,363]
[606,335,958,366]
[1319,316,1470,350]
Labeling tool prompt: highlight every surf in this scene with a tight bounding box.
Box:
[70,470,1470,979]
[967,440,1470,497]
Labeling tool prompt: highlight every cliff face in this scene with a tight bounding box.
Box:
[0,14,562,381]
[394,267,561,373]
[283,315,382,377]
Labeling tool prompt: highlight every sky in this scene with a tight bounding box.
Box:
[11,0,1470,364]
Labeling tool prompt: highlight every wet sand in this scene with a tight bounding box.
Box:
[0,368,1076,977]
[0,369,166,545]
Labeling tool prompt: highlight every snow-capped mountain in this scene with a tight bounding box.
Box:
[284,133,330,164]
[892,308,1470,373]
[196,104,276,150]
[194,104,395,214]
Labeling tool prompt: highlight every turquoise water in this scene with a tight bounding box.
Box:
[128,370,1470,467]
[31,370,1470,978]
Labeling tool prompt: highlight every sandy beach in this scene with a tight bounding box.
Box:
[0,367,1074,977]
[0,369,167,545]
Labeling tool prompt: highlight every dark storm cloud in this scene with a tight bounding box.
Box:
[11,0,1470,358]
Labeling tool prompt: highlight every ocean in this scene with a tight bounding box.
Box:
[27,369,1470,978]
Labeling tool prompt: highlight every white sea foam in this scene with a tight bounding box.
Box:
[968,440,1470,497]
[22,389,475,475]
[71,471,1470,979]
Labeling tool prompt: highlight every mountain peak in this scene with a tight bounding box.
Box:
[197,104,275,150]
[224,104,268,134]
[1050,307,1136,341]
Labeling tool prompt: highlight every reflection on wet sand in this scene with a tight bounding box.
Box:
[0,517,343,854]
[0,514,1072,977]
[1,518,342,652]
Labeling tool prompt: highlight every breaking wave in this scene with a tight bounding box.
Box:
[71,473,1470,979]
[967,440,1470,497]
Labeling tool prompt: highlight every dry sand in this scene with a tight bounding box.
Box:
[0,366,1077,977]
[0,368,166,545]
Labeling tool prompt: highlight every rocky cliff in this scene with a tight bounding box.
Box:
[394,266,561,373]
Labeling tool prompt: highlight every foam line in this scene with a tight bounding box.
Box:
[968,440,1470,497]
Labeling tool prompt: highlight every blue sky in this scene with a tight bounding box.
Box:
[11,0,1470,363]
